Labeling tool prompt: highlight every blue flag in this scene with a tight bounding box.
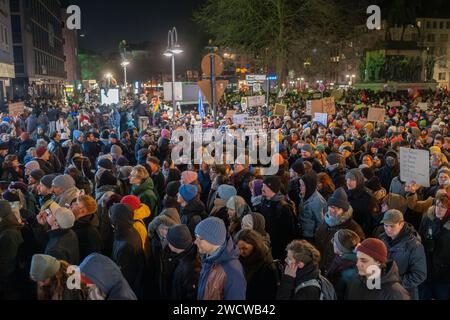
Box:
[198,90,205,119]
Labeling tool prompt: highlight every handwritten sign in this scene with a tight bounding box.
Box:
[418,102,428,111]
[225,110,236,118]
[274,104,287,117]
[306,100,323,116]
[387,101,401,107]
[322,97,336,115]
[367,108,385,123]
[400,147,430,188]
[247,96,265,108]
[314,113,328,127]
[244,116,262,130]
[9,102,25,115]
[233,114,247,125]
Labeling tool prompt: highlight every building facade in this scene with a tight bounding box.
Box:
[0,0,15,103]
[11,0,66,98]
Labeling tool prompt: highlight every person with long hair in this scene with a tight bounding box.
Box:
[235,229,278,300]
[317,172,336,201]
[1,155,24,183]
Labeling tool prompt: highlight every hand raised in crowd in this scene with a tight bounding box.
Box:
[36,211,49,226]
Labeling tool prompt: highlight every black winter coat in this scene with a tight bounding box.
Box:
[346,186,380,236]
[45,229,80,265]
[72,214,102,261]
[260,194,297,260]
[277,262,321,300]
[346,261,410,300]
[180,199,207,237]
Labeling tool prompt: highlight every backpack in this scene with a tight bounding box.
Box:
[294,274,337,300]
[277,199,302,238]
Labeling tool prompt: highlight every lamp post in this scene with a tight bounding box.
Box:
[163,27,183,117]
[121,60,130,88]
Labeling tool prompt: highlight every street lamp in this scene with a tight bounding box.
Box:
[121,60,130,88]
[163,27,183,117]
[105,73,113,87]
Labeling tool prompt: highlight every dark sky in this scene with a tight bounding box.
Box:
[66,0,207,56]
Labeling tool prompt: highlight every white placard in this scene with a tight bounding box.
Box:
[400,147,430,188]
[314,113,328,127]
[244,116,262,130]
[418,102,428,111]
[163,82,183,101]
[233,114,247,125]
[100,89,120,105]
[247,95,265,108]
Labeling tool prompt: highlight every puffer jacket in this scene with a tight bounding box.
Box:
[198,237,246,300]
[132,204,151,255]
[131,178,159,218]
[380,223,427,300]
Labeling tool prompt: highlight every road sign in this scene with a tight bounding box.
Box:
[201,54,224,77]
[198,80,229,106]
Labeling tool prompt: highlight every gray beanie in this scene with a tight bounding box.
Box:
[327,188,350,211]
[167,224,193,250]
[226,196,250,218]
[52,175,76,191]
[301,144,314,154]
[54,207,75,229]
[111,145,123,156]
[194,217,227,246]
[30,254,61,282]
[333,229,360,254]
[217,184,237,202]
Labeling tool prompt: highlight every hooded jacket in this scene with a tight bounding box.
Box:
[110,205,145,298]
[299,174,327,239]
[377,150,400,191]
[131,178,159,218]
[80,253,137,300]
[314,207,365,272]
[326,253,358,300]
[133,204,151,251]
[419,206,450,284]
[347,261,410,300]
[72,214,102,261]
[380,223,427,300]
[0,213,24,284]
[345,171,380,236]
[260,194,297,260]
[180,199,207,237]
[197,237,246,300]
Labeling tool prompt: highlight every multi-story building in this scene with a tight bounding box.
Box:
[11,0,66,98]
[0,0,15,103]
[330,16,450,89]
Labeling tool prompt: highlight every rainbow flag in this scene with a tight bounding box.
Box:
[153,97,160,113]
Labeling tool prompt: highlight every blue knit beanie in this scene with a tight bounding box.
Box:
[179,184,197,202]
[195,217,227,246]
[217,184,237,202]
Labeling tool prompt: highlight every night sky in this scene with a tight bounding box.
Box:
[65,0,207,64]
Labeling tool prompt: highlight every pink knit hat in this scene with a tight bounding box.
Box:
[161,129,170,139]
[181,171,198,185]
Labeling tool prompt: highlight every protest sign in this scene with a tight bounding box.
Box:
[387,101,401,107]
[367,108,385,123]
[233,114,247,125]
[400,147,430,188]
[418,102,428,111]
[314,113,328,127]
[244,116,262,130]
[322,97,336,115]
[225,110,236,118]
[274,104,287,117]
[247,96,265,108]
[9,102,25,114]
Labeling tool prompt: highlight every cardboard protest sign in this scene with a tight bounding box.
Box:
[387,101,401,107]
[225,110,236,118]
[367,108,385,123]
[9,102,25,115]
[247,96,265,108]
[322,97,336,115]
[314,113,328,127]
[400,147,430,188]
[241,97,248,111]
[418,103,428,111]
[306,100,323,116]
[274,104,287,117]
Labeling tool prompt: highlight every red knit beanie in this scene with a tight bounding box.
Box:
[356,238,388,264]
[121,195,141,211]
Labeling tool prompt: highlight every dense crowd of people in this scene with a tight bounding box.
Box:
[0,88,449,300]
